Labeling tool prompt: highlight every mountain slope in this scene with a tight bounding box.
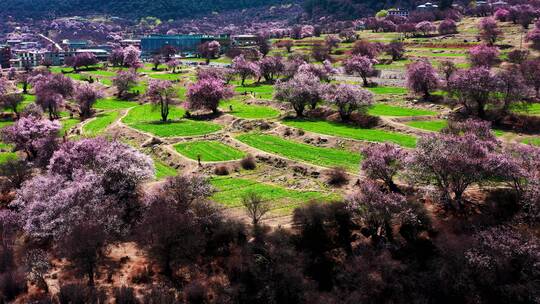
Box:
[0,0,296,20]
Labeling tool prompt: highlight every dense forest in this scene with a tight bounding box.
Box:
[0,0,296,20]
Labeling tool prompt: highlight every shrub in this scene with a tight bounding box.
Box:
[57,283,106,304]
[507,49,529,64]
[240,154,256,170]
[326,167,349,187]
[214,165,230,176]
[184,281,209,304]
[0,270,27,302]
[114,286,139,304]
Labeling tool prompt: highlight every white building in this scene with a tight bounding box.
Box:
[417,2,439,10]
[388,8,409,17]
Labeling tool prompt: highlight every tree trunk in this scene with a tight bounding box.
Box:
[386,179,402,194]
[362,75,368,87]
[160,98,169,122]
[87,266,95,286]
[294,106,304,117]
[477,101,486,118]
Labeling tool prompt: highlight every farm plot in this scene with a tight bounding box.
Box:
[211,176,337,213]
[234,83,274,100]
[405,120,448,132]
[367,86,408,95]
[83,111,120,136]
[94,97,137,110]
[282,119,417,148]
[174,141,246,162]
[122,104,221,137]
[154,159,178,179]
[368,104,437,117]
[236,133,361,171]
[220,99,280,119]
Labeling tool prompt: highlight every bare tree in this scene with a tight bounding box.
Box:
[242,192,271,226]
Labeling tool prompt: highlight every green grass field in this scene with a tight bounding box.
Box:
[282,119,417,148]
[211,176,337,212]
[236,133,361,171]
[148,73,183,81]
[0,152,17,164]
[154,159,178,179]
[0,120,13,129]
[405,120,448,132]
[84,70,118,77]
[368,104,437,117]
[123,104,221,137]
[405,119,505,137]
[83,111,119,136]
[174,141,246,162]
[60,118,80,134]
[512,103,540,115]
[522,137,540,146]
[95,97,137,110]
[220,99,280,119]
[234,84,274,100]
[367,87,408,95]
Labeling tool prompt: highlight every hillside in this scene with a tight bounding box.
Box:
[0,0,298,20]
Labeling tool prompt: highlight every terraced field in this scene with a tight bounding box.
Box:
[174,141,246,162]
[122,104,222,137]
[236,133,361,171]
[83,111,120,136]
[282,119,417,148]
[234,83,274,100]
[405,120,448,132]
[211,176,337,213]
[368,104,437,117]
[220,99,280,119]
[94,98,137,110]
[522,137,540,146]
[154,160,178,179]
[367,87,408,95]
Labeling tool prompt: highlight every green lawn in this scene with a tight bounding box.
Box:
[367,87,408,95]
[95,97,137,110]
[236,133,361,171]
[368,104,437,117]
[211,176,337,212]
[122,104,221,137]
[220,99,280,119]
[154,159,178,179]
[83,111,119,136]
[405,120,448,132]
[174,141,246,162]
[282,119,417,148]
